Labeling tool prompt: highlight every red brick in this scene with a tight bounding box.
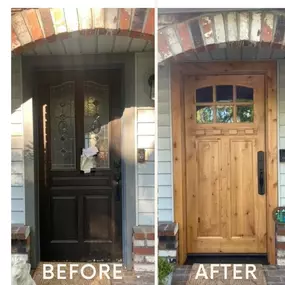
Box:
[147,233,155,240]
[22,9,43,42]
[158,223,178,236]
[38,8,55,42]
[158,31,172,58]
[143,8,154,36]
[276,242,285,250]
[134,233,145,240]
[133,247,154,255]
[12,224,30,240]
[176,22,193,52]
[261,20,273,43]
[11,27,21,50]
[277,228,285,236]
[119,8,131,31]
[117,30,130,37]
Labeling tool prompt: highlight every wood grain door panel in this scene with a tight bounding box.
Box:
[185,74,266,254]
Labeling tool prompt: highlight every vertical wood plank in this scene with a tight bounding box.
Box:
[171,63,187,264]
[266,62,277,265]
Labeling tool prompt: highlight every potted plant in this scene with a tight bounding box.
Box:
[158,257,174,285]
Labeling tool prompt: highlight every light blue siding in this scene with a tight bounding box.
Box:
[11,56,25,224]
[279,61,285,206]
[135,53,155,225]
[158,64,173,222]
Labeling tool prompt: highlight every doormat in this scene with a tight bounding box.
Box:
[33,262,112,285]
[187,264,267,285]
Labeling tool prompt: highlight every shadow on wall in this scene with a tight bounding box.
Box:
[11,53,155,163]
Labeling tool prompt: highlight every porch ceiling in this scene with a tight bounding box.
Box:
[12,8,154,55]
[20,34,153,56]
[171,46,285,62]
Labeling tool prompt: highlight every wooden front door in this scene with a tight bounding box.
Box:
[185,74,267,254]
[37,70,122,261]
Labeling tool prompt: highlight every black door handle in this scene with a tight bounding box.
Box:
[257,151,265,195]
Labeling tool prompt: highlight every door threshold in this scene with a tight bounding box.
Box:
[185,254,269,265]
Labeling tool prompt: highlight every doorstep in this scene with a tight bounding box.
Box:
[171,265,285,285]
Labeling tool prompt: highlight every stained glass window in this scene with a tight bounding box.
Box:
[84,81,110,168]
[50,82,76,170]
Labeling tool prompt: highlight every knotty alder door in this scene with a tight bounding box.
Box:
[185,74,267,254]
[37,70,122,261]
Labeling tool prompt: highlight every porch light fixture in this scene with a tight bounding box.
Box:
[148,74,155,100]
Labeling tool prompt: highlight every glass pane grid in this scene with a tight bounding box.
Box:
[195,85,255,124]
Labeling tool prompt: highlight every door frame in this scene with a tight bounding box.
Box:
[29,60,133,265]
[170,61,277,265]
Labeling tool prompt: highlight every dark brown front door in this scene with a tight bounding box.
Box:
[37,70,122,261]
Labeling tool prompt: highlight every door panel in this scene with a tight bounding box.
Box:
[185,74,266,254]
[196,139,221,238]
[230,139,255,238]
[37,70,122,261]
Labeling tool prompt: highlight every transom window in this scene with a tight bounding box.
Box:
[195,85,254,124]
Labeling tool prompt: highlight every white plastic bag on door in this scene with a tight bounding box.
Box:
[80,146,99,173]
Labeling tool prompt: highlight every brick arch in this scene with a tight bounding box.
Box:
[12,8,154,54]
[158,10,285,62]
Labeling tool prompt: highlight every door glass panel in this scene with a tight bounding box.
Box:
[216,106,233,123]
[216,85,233,102]
[237,105,254,123]
[196,87,213,103]
[50,82,76,170]
[196,106,214,124]
[84,81,110,168]
[236,86,254,102]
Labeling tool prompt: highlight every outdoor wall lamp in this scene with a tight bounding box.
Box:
[148,74,155,100]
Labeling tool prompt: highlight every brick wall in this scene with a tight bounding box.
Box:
[276,224,285,265]
[11,224,31,262]
[132,226,155,272]
[158,222,178,263]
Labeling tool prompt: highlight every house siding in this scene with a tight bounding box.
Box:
[279,60,285,206]
[135,53,155,226]
[158,64,173,222]
[11,55,25,224]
